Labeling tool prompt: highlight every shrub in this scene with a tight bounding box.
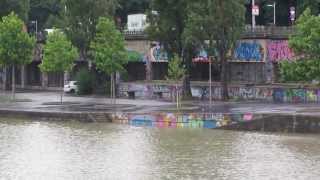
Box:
[75,68,94,95]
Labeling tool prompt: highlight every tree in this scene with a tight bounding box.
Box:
[280,8,320,82]
[297,0,320,17]
[117,0,150,26]
[29,0,63,30]
[64,0,118,63]
[147,0,193,98]
[166,54,186,108]
[39,30,78,103]
[0,0,30,22]
[0,12,35,99]
[185,0,246,100]
[90,17,127,104]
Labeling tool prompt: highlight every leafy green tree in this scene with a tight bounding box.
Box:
[185,0,246,100]
[280,8,320,82]
[166,54,185,108]
[297,0,320,17]
[90,17,127,103]
[64,0,118,63]
[39,30,78,103]
[147,0,194,98]
[75,68,94,95]
[0,12,35,99]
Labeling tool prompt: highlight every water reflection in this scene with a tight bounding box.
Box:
[0,119,319,179]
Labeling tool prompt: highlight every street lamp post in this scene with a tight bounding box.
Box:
[267,2,276,25]
[31,20,38,35]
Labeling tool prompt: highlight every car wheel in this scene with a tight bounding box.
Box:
[70,89,75,94]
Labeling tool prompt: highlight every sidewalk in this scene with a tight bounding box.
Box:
[1,91,320,117]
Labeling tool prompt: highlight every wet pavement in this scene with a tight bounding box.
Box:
[1,91,320,116]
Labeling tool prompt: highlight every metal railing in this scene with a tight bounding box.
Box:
[123,25,295,39]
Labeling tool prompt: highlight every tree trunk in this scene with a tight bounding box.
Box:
[2,66,7,91]
[12,65,15,100]
[182,46,193,99]
[60,73,64,104]
[221,53,229,101]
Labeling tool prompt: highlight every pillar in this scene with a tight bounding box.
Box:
[41,72,48,90]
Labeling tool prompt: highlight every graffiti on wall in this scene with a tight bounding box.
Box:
[234,41,265,62]
[120,83,320,103]
[113,112,255,129]
[267,40,295,62]
[149,43,169,62]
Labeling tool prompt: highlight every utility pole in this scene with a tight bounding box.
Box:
[252,0,256,29]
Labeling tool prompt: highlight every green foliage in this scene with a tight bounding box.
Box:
[185,0,246,56]
[280,9,320,83]
[40,30,78,73]
[280,59,320,82]
[289,9,320,59]
[29,0,63,30]
[185,0,246,100]
[64,0,118,61]
[0,0,30,22]
[0,12,35,66]
[127,50,142,62]
[75,68,94,95]
[167,54,185,82]
[147,0,189,56]
[90,17,128,75]
[297,0,320,17]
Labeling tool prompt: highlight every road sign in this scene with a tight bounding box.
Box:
[252,5,259,16]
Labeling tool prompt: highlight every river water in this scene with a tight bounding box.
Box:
[0,119,319,180]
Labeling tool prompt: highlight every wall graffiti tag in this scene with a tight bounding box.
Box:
[234,41,265,62]
[150,43,169,62]
[267,40,295,62]
[113,112,255,129]
[120,82,320,104]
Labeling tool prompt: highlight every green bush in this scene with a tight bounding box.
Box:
[75,68,94,95]
[280,59,320,82]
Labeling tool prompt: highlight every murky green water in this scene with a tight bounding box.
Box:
[0,119,319,180]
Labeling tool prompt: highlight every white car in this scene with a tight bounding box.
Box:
[64,81,78,93]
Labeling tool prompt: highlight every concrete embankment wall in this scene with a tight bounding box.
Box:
[222,114,320,134]
[112,112,320,134]
[0,110,112,122]
[119,82,320,103]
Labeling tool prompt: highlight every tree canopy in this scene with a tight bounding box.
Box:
[185,0,246,100]
[280,8,320,82]
[40,30,78,73]
[64,0,118,61]
[90,17,127,75]
[0,12,35,66]
[0,12,35,98]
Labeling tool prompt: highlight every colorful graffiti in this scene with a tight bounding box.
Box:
[150,43,169,62]
[113,113,255,129]
[120,83,320,103]
[267,40,295,62]
[234,41,265,62]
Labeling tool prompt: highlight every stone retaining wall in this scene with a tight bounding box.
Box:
[119,82,320,103]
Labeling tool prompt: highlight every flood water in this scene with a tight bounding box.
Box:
[0,119,319,180]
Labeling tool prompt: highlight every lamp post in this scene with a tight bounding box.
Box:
[31,20,38,35]
[267,2,276,25]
